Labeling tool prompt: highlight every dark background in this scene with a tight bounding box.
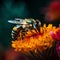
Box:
[0,0,58,48]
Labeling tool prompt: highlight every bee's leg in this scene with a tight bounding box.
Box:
[29,26,37,33]
[11,30,18,40]
[32,24,38,32]
[21,34,24,40]
[36,20,41,32]
[29,27,33,32]
[11,30,15,40]
[36,26,40,32]
[33,28,37,32]
[22,31,25,40]
[24,27,28,32]
[33,23,40,33]
[21,28,26,40]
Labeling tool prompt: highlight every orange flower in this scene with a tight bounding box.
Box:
[11,24,58,53]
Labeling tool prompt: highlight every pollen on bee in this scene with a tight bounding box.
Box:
[13,27,17,31]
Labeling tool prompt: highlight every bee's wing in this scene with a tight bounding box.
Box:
[8,19,27,25]
[8,20,17,24]
[15,18,23,21]
[8,20,20,24]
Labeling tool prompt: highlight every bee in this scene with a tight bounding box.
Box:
[8,18,41,40]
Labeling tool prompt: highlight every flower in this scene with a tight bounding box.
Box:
[44,1,60,22]
[50,28,60,41]
[56,41,60,57]
[12,24,56,53]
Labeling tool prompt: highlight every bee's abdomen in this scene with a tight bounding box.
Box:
[11,25,20,40]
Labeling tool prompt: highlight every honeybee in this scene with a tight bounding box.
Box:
[8,18,41,40]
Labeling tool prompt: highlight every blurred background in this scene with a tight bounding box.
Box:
[0,0,52,48]
[0,0,60,60]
